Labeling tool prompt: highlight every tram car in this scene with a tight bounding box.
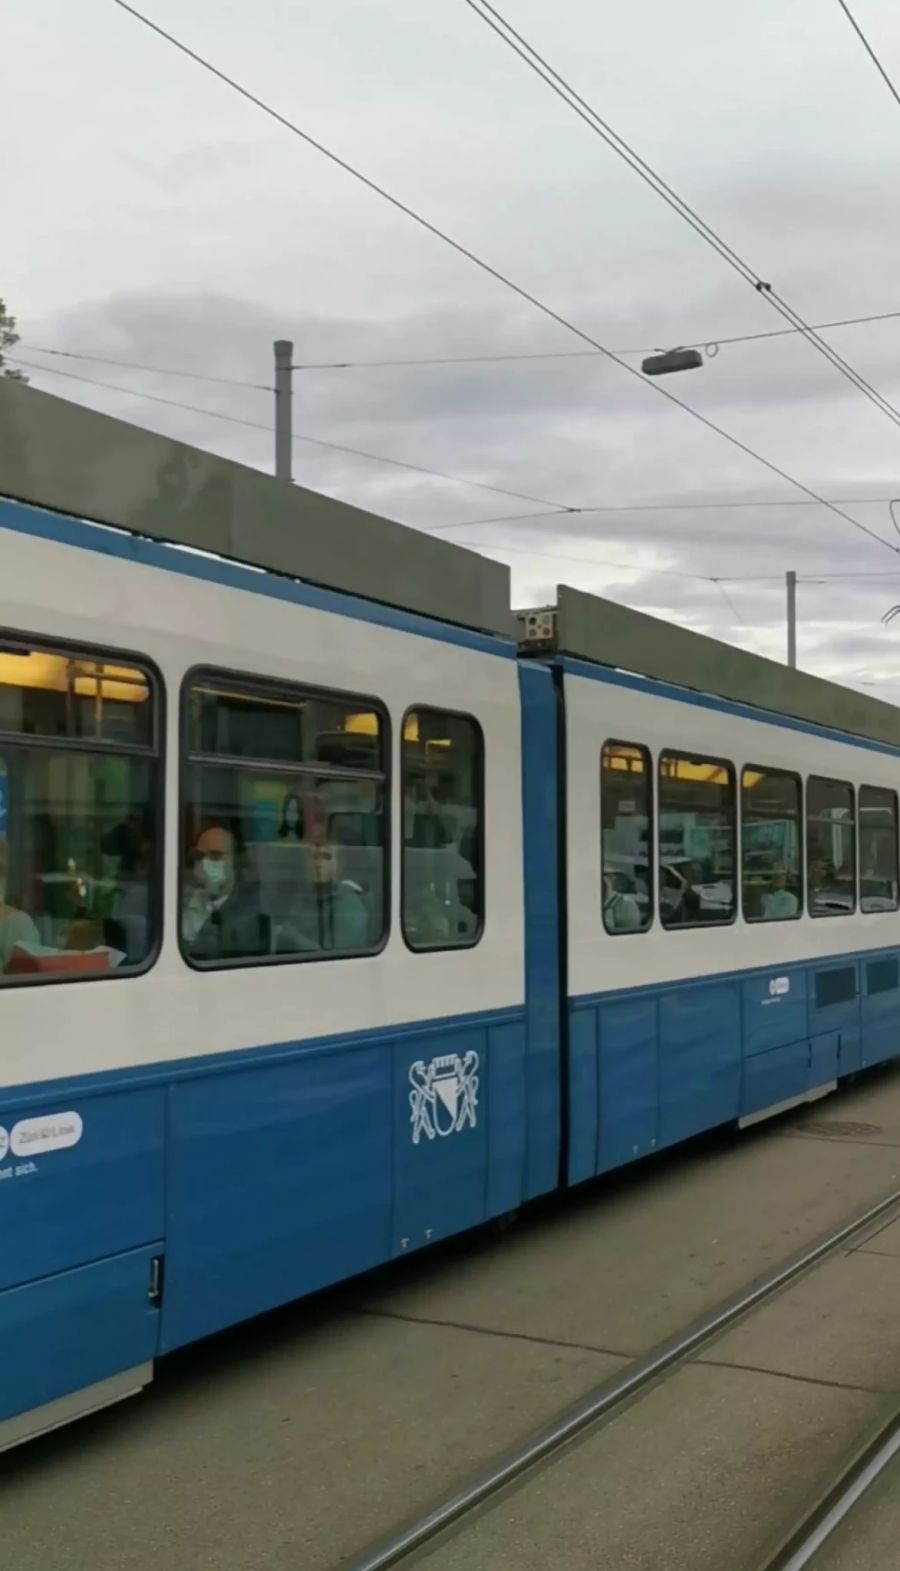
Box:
[2,380,899,1450]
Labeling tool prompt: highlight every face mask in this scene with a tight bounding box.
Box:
[200,856,231,893]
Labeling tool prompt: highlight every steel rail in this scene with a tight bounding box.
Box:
[762,1408,900,1570]
[339,1185,900,1571]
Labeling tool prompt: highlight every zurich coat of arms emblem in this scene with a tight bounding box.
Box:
[409,1051,479,1143]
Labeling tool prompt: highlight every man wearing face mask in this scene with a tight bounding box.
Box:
[182,824,269,961]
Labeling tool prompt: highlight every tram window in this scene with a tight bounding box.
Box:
[741,767,802,922]
[658,751,736,928]
[0,648,151,746]
[402,709,483,950]
[0,639,159,984]
[806,776,855,917]
[188,682,380,771]
[601,742,652,933]
[859,785,899,913]
[181,673,387,966]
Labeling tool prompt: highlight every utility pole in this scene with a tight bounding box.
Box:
[786,569,797,669]
[274,339,293,481]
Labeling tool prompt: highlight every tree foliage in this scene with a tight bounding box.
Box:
[0,299,27,381]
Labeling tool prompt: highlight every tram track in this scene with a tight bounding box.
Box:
[760,1405,900,1570]
[339,1185,900,1571]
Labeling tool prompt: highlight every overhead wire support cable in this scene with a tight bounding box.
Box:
[9,357,575,513]
[23,352,899,530]
[711,578,756,634]
[427,495,900,531]
[13,345,900,528]
[17,360,900,595]
[20,305,900,380]
[836,0,900,112]
[461,0,900,434]
[109,0,898,558]
[16,345,273,391]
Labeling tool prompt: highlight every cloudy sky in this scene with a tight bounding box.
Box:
[7,0,900,691]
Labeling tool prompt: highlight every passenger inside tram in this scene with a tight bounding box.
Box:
[401,714,482,947]
[277,792,303,842]
[181,823,270,961]
[0,837,40,972]
[102,809,153,963]
[252,794,372,955]
[759,867,799,919]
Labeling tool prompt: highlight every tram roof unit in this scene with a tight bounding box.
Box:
[519,583,900,749]
[0,378,513,638]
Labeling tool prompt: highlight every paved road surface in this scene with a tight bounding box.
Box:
[3,1068,900,1570]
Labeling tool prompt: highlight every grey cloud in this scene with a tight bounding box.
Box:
[32,289,900,588]
[116,143,261,194]
[13,0,900,699]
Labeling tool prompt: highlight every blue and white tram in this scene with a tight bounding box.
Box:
[3,385,900,1449]
[0,479,558,1449]
[559,632,900,1183]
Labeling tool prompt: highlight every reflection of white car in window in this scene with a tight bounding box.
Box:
[602,854,650,907]
[859,878,899,912]
[810,886,855,914]
[660,859,732,918]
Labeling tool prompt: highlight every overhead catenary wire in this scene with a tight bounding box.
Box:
[460,537,900,584]
[452,537,707,576]
[108,1,900,560]
[465,538,786,601]
[291,308,900,364]
[707,578,767,656]
[26,354,900,535]
[8,357,576,513]
[14,346,900,528]
[21,306,900,379]
[428,495,900,531]
[461,0,900,437]
[17,359,900,555]
[836,1,900,726]
[8,355,783,596]
[455,538,728,579]
[710,578,759,643]
[837,0,900,112]
[17,345,273,392]
[14,349,900,613]
[19,348,899,590]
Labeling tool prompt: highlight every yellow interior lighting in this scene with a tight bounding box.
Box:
[602,746,645,774]
[0,651,147,702]
[660,757,729,786]
[344,712,380,735]
[403,714,450,747]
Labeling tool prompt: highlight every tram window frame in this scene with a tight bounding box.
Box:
[400,705,485,953]
[179,666,391,971]
[806,775,856,919]
[657,749,737,930]
[600,740,653,936]
[740,765,803,924]
[859,784,900,914]
[0,628,164,988]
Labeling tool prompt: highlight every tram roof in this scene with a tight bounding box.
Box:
[0,379,512,638]
[520,584,900,748]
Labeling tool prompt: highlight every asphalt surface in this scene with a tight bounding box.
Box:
[3,1067,900,1570]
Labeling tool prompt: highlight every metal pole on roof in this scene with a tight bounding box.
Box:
[274,339,293,482]
[786,569,797,668]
